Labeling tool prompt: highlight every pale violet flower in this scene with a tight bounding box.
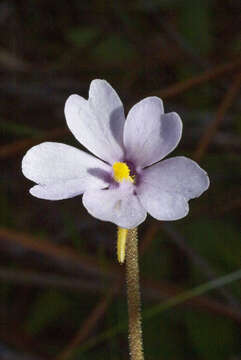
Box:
[22,79,209,229]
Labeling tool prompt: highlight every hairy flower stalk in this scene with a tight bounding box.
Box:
[126,228,144,360]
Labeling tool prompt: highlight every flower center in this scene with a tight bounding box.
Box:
[112,162,134,183]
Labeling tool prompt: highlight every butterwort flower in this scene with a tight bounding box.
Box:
[22,80,209,229]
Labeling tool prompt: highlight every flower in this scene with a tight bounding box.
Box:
[22,79,209,229]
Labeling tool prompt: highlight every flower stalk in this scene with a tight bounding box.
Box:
[126,227,144,360]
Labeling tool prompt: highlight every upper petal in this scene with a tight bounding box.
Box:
[22,142,111,199]
[64,79,125,164]
[123,97,182,167]
[82,184,147,228]
[136,156,209,221]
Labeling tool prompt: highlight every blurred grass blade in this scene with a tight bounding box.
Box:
[25,290,70,336]
[144,269,241,320]
[66,27,99,48]
[79,269,241,354]
[179,0,212,56]
[0,120,44,137]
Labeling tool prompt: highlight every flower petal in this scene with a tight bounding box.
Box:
[22,142,111,198]
[64,79,125,164]
[82,184,147,228]
[137,156,209,221]
[138,190,189,221]
[30,180,87,200]
[123,97,182,167]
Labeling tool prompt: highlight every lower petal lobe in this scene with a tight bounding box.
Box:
[83,185,146,228]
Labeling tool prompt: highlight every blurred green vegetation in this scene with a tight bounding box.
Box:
[0,0,240,359]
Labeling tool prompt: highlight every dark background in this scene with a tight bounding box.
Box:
[0,1,241,359]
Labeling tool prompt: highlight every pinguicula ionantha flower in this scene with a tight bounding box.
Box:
[22,79,209,262]
[22,79,210,360]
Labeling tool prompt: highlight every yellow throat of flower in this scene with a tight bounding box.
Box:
[112,162,134,183]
